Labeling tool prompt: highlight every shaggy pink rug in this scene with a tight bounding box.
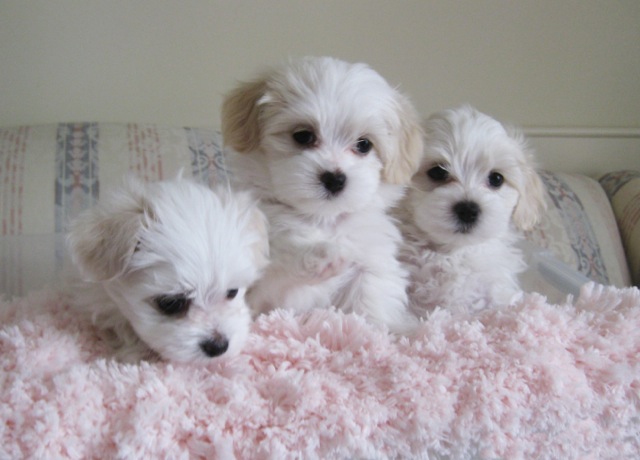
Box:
[1,283,639,459]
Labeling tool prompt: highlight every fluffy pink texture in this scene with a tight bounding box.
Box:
[1,283,639,459]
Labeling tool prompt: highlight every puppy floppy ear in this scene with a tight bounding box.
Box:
[380,93,424,185]
[509,132,547,231]
[221,78,268,153]
[68,179,151,282]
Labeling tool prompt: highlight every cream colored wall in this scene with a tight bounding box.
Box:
[1,0,639,175]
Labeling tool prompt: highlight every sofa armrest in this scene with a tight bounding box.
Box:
[600,171,640,286]
[522,171,632,299]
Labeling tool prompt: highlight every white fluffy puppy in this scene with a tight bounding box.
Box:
[222,56,423,333]
[398,105,546,315]
[67,178,269,363]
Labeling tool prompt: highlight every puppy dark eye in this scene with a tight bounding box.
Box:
[154,294,191,316]
[427,165,449,182]
[354,137,372,155]
[292,130,317,147]
[226,288,239,300]
[488,171,504,188]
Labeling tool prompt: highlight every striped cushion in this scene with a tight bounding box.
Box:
[1,123,226,236]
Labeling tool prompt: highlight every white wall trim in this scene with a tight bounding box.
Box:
[524,127,640,139]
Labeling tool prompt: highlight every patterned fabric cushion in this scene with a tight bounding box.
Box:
[600,171,640,286]
[0,123,226,236]
[0,123,634,298]
[523,171,631,292]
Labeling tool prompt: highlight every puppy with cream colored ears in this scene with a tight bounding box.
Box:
[222,56,423,334]
[397,105,546,315]
[67,178,269,363]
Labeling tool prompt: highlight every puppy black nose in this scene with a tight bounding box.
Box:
[199,335,229,357]
[453,200,481,230]
[319,170,347,195]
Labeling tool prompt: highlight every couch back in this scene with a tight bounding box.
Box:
[1,123,636,299]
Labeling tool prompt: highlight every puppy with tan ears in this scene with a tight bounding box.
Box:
[397,105,546,315]
[67,178,269,363]
[222,56,423,334]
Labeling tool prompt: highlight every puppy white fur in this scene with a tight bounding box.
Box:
[222,56,423,333]
[67,178,269,363]
[397,105,546,315]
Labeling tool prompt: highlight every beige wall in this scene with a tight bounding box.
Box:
[1,0,639,175]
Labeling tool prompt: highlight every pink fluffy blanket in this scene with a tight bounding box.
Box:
[1,283,639,459]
